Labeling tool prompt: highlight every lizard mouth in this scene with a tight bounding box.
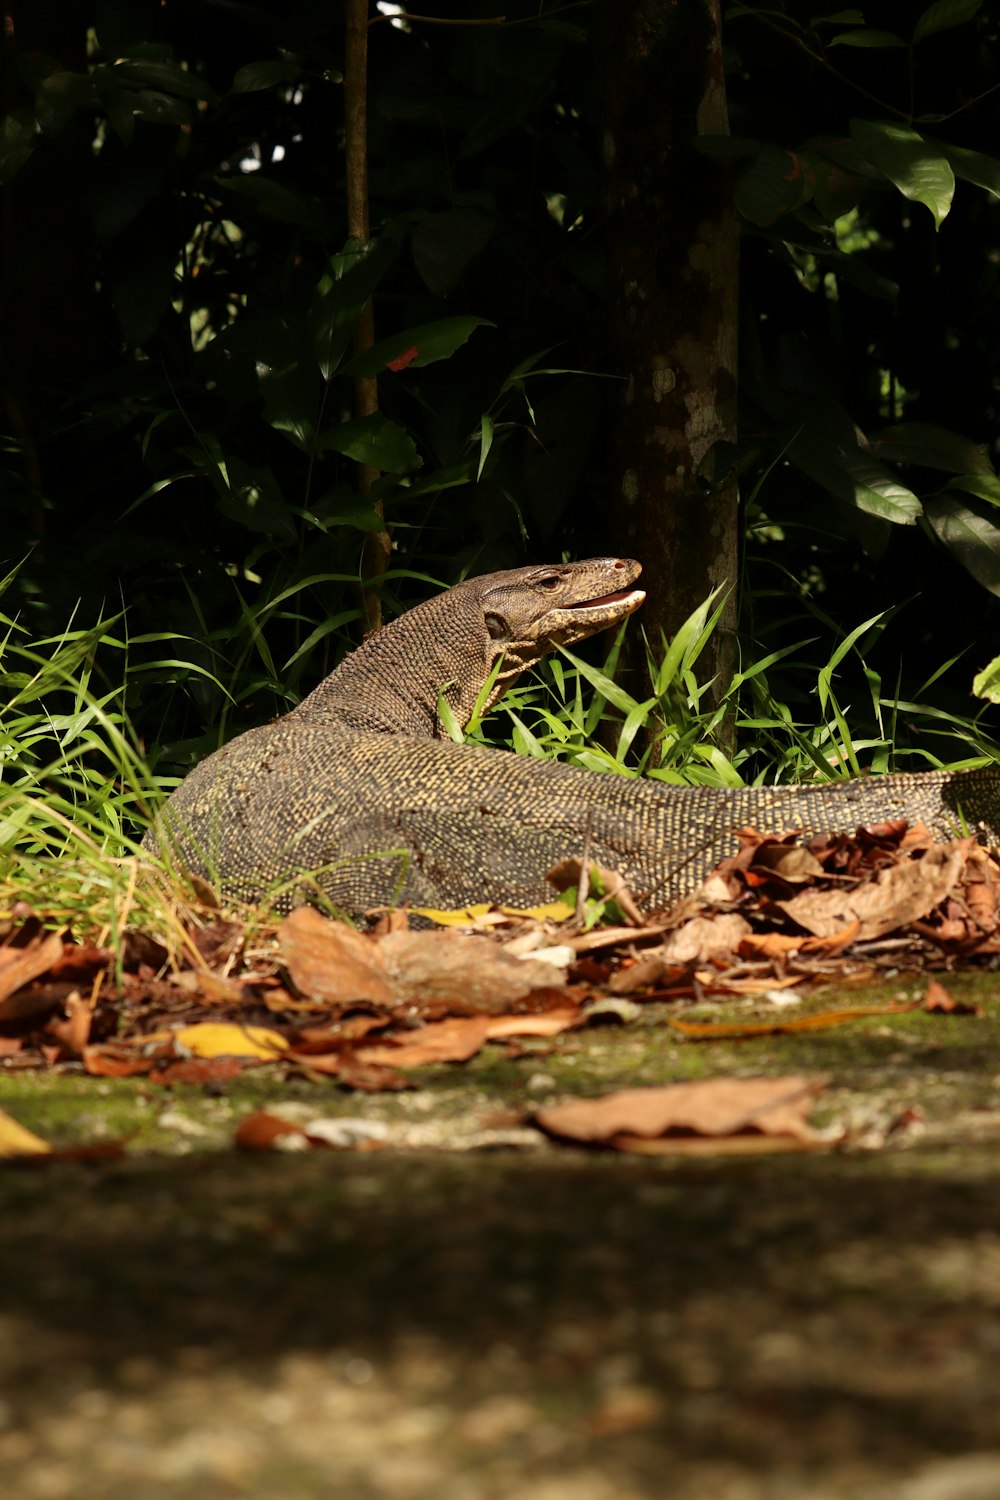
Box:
[570,588,645,609]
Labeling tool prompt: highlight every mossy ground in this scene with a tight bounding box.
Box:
[3,975,1000,1498]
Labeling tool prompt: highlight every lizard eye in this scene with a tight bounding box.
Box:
[537,575,561,590]
[485,612,508,640]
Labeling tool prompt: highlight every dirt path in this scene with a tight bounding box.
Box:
[3,978,1000,1498]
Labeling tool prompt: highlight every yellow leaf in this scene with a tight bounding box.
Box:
[410,903,493,926]
[0,1107,51,1157]
[411,901,573,926]
[174,1023,289,1060]
[503,902,574,922]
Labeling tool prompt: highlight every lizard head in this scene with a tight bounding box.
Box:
[465,557,645,720]
[480,557,645,654]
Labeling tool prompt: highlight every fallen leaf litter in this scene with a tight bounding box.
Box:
[1,820,997,1157]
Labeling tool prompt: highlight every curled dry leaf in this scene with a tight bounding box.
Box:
[235,1110,308,1151]
[922,977,983,1016]
[0,931,65,1015]
[279,907,568,1016]
[357,1016,494,1067]
[280,908,397,1005]
[535,1076,836,1155]
[737,925,861,960]
[749,842,826,883]
[236,1108,391,1151]
[659,913,751,964]
[776,840,972,941]
[356,1009,580,1069]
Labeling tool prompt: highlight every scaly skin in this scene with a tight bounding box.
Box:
[146,559,1000,916]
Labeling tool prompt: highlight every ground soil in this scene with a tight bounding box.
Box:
[3,975,1000,1499]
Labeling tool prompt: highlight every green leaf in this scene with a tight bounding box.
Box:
[315,414,421,474]
[436,687,465,744]
[477,412,495,482]
[871,423,994,475]
[217,460,296,539]
[735,145,815,226]
[395,459,477,500]
[938,474,1000,508]
[215,175,323,230]
[35,71,98,135]
[129,90,192,127]
[0,108,35,184]
[98,85,136,147]
[311,238,397,379]
[107,58,215,102]
[555,647,639,717]
[339,317,493,378]
[230,61,302,93]
[800,150,868,221]
[912,0,982,44]
[789,414,923,524]
[411,209,495,298]
[972,654,1000,703]
[930,139,1000,198]
[923,492,1000,595]
[850,119,954,228]
[829,29,906,46]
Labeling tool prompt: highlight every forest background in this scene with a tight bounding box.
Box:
[3,0,1000,826]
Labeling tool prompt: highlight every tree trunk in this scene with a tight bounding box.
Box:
[603,0,740,718]
[344,0,389,634]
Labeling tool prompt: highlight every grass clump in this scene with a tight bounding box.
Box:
[0,599,225,956]
[467,591,1000,786]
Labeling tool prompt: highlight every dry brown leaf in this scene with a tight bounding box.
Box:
[737,923,861,960]
[776,840,972,940]
[293,1016,390,1049]
[377,929,568,1012]
[660,913,751,963]
[535,1076,834,1153]
[47,942,113,982]
[82,1044,157,1079]
[280,909,567,1016]
[0,931,65,1013]
[235,1110,307,1150]
[567,923,671,954]
[357,1016,495,1067]
[607,954,693,996]
[750,843,826,882]
[280,908,397,1004]
[484,1010,579,1039]
[44,992,93,1056]
[335,1057,412,1092]
[171,970,255,1005]
[356,1007,580,1069]
[695,972,805,996]
[922,978,983,1016]
[665,1002,916,1039]
[608,1132,829,1157]
[153,1057,246,1086]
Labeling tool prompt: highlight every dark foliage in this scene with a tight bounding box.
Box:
[2,0,1000,774]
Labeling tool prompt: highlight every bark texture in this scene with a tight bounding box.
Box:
[603,0,740,698]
